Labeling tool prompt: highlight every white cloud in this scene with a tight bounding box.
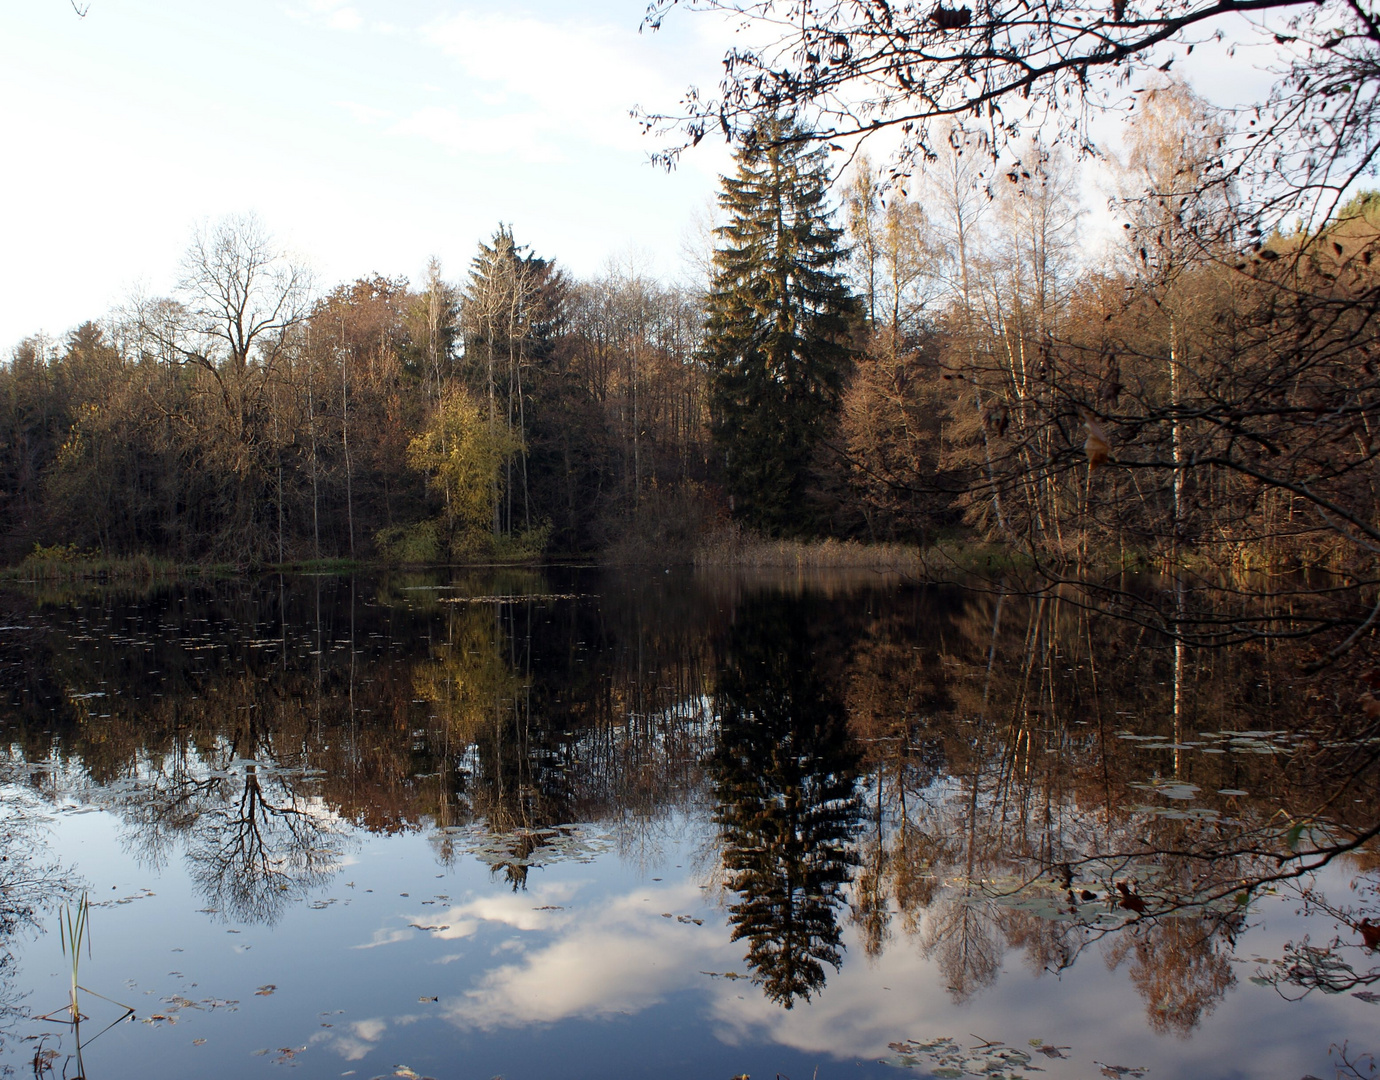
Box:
[392,106,560,163]
[288,0,363,31]
[327,7,362,31]
[420,11,685,156]
[337,99,391,125]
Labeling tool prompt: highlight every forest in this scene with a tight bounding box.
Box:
[2,80,1379,593]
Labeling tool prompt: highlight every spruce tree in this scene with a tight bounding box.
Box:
[703,117,858,535]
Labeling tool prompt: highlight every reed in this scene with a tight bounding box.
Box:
[693,526,923,572]
[58,893,91,1023]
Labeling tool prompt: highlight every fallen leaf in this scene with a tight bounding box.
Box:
[255,985,277,996]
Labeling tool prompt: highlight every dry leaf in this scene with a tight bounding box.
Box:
[1115,881,1147,914]
[1080,407,1111,468]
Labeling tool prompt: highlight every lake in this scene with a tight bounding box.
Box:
[0,568,1376,1079]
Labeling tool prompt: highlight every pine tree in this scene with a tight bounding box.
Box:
[703,117,858,535]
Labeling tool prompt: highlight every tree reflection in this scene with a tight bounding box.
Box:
[1104,915,1238,1035]
[415,599,570,889]
[0,784,82,1055]
[89,661,349,926]
[186,760,342,924]
[1,570,1378,1036]
[710,594,862,1007]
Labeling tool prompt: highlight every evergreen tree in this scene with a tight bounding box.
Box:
[461,226,558,538]
[703,118,858,535]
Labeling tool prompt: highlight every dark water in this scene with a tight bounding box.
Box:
[0,569,1376,1079]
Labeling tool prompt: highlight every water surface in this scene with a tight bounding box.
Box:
[0,569,1376,1079]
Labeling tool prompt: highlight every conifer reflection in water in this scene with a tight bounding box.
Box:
[709,593,863,1007]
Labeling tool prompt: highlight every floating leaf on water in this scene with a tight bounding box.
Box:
[255,984,276,996]
[1129,780,1200,800]
[885,1037,1046,1077]
[1132,805,1221,821]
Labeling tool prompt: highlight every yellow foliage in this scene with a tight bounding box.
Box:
[406,387,520,551]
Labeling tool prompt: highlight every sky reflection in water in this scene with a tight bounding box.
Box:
[0,569,1376,1079]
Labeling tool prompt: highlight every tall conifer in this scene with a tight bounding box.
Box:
[703,117,858,535]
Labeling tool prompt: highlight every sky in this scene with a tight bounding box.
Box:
[0,0,738,353]
[0,1,1286,357]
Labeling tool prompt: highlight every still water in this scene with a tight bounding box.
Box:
[0,568,1375,1079]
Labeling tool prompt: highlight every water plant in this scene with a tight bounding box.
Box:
[58,893,91,1023]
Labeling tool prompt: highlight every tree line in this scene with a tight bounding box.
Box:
[0,221,712,564]
[3,81,1379,598]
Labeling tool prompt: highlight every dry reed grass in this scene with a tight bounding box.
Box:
[692,526,922,572]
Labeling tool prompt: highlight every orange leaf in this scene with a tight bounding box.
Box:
[1080,407,1111,469]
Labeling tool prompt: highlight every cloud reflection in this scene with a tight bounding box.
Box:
[439,882,732,1030]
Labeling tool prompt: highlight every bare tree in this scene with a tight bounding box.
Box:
[643,0,1379,236]
[142,215,311,558]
